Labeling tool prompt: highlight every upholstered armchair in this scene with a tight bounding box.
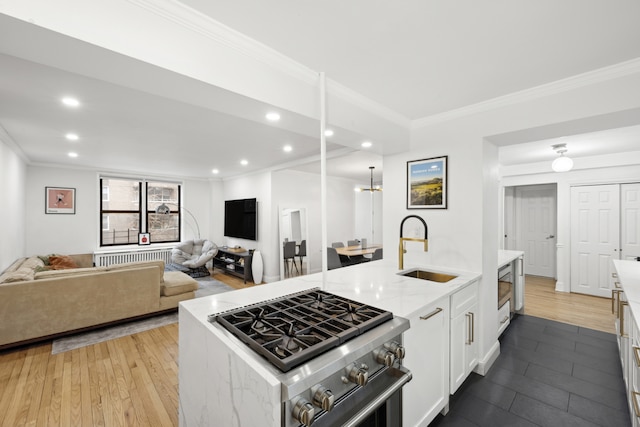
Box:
[171,239,218,269]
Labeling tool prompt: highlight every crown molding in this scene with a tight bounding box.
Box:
[325,79,411,128]
[413,57,640,129]
[0,124,29,163]
[128,0,317,85]
[127,0,410,128]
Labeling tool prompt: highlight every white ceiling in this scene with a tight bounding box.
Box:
[1,1,640,181]
[182,0,640,119]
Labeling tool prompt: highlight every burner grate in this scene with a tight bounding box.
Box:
[212,288,393,372]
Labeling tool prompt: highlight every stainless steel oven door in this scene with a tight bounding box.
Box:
[310,365,412,427]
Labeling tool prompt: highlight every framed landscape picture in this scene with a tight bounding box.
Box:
[407,156,448,209]
[45,187,76,214]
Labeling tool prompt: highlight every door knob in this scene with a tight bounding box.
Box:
[546,235,555,239]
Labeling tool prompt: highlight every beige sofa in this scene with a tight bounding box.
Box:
[0,254,198,349]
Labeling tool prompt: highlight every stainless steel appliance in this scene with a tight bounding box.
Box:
[210,288,412,427]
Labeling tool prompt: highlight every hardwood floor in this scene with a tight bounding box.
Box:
[523,275,615,334]
[0,272,615,426]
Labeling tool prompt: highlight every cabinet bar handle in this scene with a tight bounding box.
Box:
[518,257,524,276]
[500,316,509,324]
[620,300,629,338]
[613,272,618,278]
[471,312,475,343]
[465,312,475,344]
[420,307,443,321]
[612,290,620,314]
[633,391,640,418]
[633,346,640,368]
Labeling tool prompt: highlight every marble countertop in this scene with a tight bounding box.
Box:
[613,260,640,325]
[498,249,524,269]
[180,258,481,323]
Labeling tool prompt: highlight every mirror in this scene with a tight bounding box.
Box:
[279,207,309,279]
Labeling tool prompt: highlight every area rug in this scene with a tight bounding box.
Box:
[51,276,234,354]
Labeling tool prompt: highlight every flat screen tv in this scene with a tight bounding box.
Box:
[224,198,258,241]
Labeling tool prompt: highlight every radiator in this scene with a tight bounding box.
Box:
[94,248,173,266]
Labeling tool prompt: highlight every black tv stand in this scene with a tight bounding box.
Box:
[212,247,253,283]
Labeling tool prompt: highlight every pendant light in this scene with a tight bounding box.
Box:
[551,143,573,172]
[355,166,383,192]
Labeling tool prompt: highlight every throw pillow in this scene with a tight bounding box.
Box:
[49,255,79,270]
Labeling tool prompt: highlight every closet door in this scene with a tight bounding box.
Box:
[621,183,640,260]
[570,185,620,297]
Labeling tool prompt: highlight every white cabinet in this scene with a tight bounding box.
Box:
[450,280,479,394]
[612,264,640,426]
[630,318,640,427]
[403,297,450,427]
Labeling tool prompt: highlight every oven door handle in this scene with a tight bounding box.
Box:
[342,366,412,427]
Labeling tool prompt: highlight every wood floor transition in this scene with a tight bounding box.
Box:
[0,272,616,426]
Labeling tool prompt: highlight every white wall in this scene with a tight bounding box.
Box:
[24,165,212,256]
[0,136,27,270]
[222,171,273,280]
[271,169,358,277]
[355,190,383,246]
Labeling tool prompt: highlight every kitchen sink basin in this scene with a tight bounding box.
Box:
[399,269,458,283]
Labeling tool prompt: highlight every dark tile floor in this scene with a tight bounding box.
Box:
[429,314,630,427]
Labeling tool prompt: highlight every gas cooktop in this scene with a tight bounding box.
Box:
[210,288,393,372]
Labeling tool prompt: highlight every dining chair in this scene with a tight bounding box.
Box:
[330,241,352,264]
[347,239,359,247]
[296,240,307,273]
[327,247,343,270]
[371,248,383,261]
[283,241,298,275]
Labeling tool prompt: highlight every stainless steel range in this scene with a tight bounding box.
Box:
[209,288,412,427]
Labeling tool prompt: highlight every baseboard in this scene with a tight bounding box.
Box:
[474,340,500,376]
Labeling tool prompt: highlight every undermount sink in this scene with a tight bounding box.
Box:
[399,269,458,283]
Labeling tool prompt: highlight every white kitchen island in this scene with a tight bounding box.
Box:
[178,258,480,427]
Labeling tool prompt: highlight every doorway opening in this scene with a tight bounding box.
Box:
[504,184,557,279]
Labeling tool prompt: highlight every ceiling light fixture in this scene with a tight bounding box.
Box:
[68,152,78,158]
[324,129,334,137]
[283,145,292,152]
[61,97,80,107]
[355,166,383,192]
[551,143,574,172]
[240,159,248,166]
[65,133,79,141]
[361,141,372,148]
[266,112,280,122]
[212,168,219,174]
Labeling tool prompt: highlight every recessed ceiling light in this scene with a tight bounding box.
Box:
[68,152,78,158]
[61,97,80,108]
[324,129,334,137]
[65,133,79,141]
[283,145,292,153]
[240,159,248,166]
[266,112,280,122]
[212,168,219,174]
[361,141,372,148]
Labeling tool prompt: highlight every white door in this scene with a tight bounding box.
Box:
[621,183,640,260]
[515,185,556,277]
[570,185,620,297]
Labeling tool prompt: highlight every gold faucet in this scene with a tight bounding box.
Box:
[399,215,428,270]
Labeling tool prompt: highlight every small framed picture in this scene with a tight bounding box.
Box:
[407,156,448,209]
[138,232,151,245]
[45,187,76,214]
